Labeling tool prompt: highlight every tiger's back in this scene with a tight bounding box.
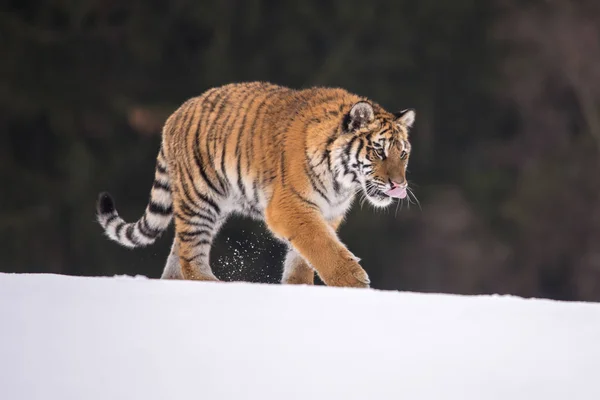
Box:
[97,81,416,286]
[163,82,359,216]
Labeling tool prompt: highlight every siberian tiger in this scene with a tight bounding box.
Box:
[97,82,415,288]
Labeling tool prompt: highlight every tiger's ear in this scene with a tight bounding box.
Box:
[345,101,374,133]
[394,108,416,128]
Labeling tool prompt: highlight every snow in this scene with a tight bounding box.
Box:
[1,273,599,400]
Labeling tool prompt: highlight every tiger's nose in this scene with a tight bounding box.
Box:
[390,179,406,188]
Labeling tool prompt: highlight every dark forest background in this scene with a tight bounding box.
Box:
[2,0,600,301]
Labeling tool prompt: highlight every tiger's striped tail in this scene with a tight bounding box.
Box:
[96,149,173,248]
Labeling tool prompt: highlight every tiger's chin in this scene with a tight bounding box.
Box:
[363,188,394,208]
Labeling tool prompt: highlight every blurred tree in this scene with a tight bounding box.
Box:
[495,0,600,299]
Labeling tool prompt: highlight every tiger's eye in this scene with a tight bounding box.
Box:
[400,150,407,160]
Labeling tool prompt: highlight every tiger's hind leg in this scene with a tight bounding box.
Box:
[160,240,183,279]
[281,248,314,285]
[172,193,225,282]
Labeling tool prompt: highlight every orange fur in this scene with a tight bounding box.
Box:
[97,82,416,287]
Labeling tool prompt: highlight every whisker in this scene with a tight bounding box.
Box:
[407,187,422,211]
[360,193,368,209]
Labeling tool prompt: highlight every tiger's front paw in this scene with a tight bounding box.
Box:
[324,260,370,288]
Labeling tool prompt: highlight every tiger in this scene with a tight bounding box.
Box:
[96,81,415,288]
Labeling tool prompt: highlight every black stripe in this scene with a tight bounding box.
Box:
[187,237,212,247]
[207,88,232,171]
[175,205,217,225]
[333,179,340,193]
[179,229,211,237]
[203,89,230,192]
[216,93,237,183]
[305,164,330,203]
[337,137,361,190]
[177,102,198,184]
[116,222,126,241]
[153,180,170,191]
[175,100,197,140]
[149,201,172,215]
[181,253,208,263]
[234,89,264,200]
[354,138,365,163]
[235,87,283,200]
[235,150,246,198]
[302,121,330,198]
[279,149,287,187]
[196,191,221,214]
[200,90,224,177]
[178,202,196,218]
[211,89,233,160]
[178,236,212,246]
[167,102,196,206]
[179,181,203,216]
[313,168,330,195]
[173,211,188,221]
[290,187,319,210]
[218,87,256,185]
[341,161,356,182]
[194,212,217,224]
[192,114,225,196]
[138,216,162,238]
[196,88,220,141]
[341,136,362,186]
[181,163,222,214]
[177,164,202,210]
[178,196,218,220]
[303,117,330,195]
[244,202,262,216]
[192,95,223,195]
[105,214,118,225]
[249,88,288,187]
[156,145,168,174]
[182,100,198,135]
[312,140,334,168]
[156,163,167,175]
[178,229,212,242]
[345,168,359,184]
[252,180,260,205]
[179,220,214,230]
[378,127,391,137]
[344,136,358,160]
[125,225,140,245]
[323,130,337,171]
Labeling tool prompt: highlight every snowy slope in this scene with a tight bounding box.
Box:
[1,273,599,400]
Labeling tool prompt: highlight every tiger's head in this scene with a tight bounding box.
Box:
[341,101,416,208]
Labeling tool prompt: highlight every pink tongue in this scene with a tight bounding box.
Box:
[385,187,407,199]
